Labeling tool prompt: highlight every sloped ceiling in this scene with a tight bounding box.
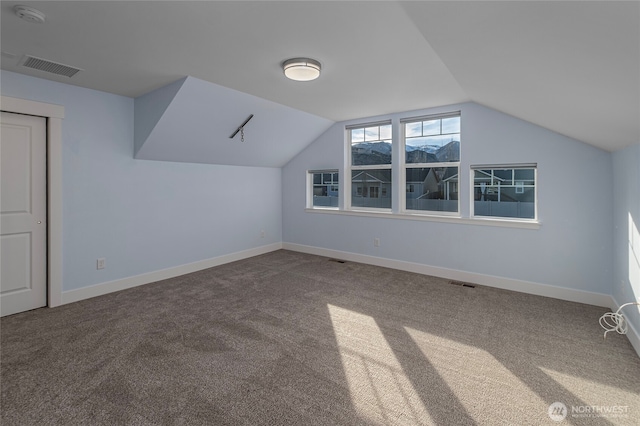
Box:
[1,1,638,160]
[402,1,640,153]
[134,76,333,167]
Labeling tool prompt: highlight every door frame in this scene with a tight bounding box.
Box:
[1,95,64,308]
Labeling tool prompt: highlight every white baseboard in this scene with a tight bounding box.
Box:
[282,242,612,308]
[59,240,639,359]
[61,243,283,305]
[609,296,640,358]
[284,243,640,357]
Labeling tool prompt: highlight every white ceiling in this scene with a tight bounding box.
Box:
[1,1,638,152]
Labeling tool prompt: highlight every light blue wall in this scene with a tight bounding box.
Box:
[612,143,640,330]
[283,102,613,294]
[0,69,619,300]
[134,76,334,168]
[1,71,282,292]
[134,77,185,155]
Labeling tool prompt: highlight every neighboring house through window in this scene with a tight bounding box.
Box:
[308,170,339,208]
[472,165,536,219]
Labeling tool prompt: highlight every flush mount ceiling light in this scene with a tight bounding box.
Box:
[14,5,46,23]
[282,58,321,82]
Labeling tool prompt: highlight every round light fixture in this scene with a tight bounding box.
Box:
[283,58,321,82]
[14,5,46,24]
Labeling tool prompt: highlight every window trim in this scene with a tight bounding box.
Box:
[312,111,541,230]
[399,111,461,124]
[470,164,538,221]
[304,207,541,229]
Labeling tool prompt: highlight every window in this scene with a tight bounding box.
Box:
[472,165,536,219]
[348,121,392,210]
[310,110,537,227]
[308,170,339,208]
[402,113,460,213]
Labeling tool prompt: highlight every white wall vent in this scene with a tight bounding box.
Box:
[21,55,82,78]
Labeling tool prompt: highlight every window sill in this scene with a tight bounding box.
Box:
[304,208,541,229]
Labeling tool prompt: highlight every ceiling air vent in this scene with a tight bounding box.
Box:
[21,55,82,78]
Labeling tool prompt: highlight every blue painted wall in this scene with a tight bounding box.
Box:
[283,102,614,295]
[1,69,622,304]
[612,143,640,332]
[1,71,282,292]
[134,76,334,167]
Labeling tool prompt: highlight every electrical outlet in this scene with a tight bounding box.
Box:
[374,238,380,247]
[97,258,106,270]
[260,230,265,238]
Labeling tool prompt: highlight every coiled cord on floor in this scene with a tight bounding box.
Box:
[599,302,640,339]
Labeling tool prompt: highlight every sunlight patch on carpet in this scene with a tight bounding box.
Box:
[540,366,637,414]
[404,326,548,422]
[328,304,433,425]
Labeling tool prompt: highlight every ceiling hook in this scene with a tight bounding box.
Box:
[229,114,254,142]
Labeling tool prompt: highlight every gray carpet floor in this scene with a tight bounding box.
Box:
[1,249,639,425]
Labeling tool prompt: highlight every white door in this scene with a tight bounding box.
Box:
[1,112,47,316]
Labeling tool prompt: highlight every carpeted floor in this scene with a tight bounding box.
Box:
[1,249,639,425]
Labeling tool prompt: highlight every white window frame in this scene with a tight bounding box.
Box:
[470,164,538,221]
[305,109,539,230]
[346,120,393,212]
[307,169,339,210]
[400,112,461,216]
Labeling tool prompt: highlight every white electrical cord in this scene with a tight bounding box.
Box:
[599,302,640,339]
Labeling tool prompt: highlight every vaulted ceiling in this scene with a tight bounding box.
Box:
[1,1,638,162]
